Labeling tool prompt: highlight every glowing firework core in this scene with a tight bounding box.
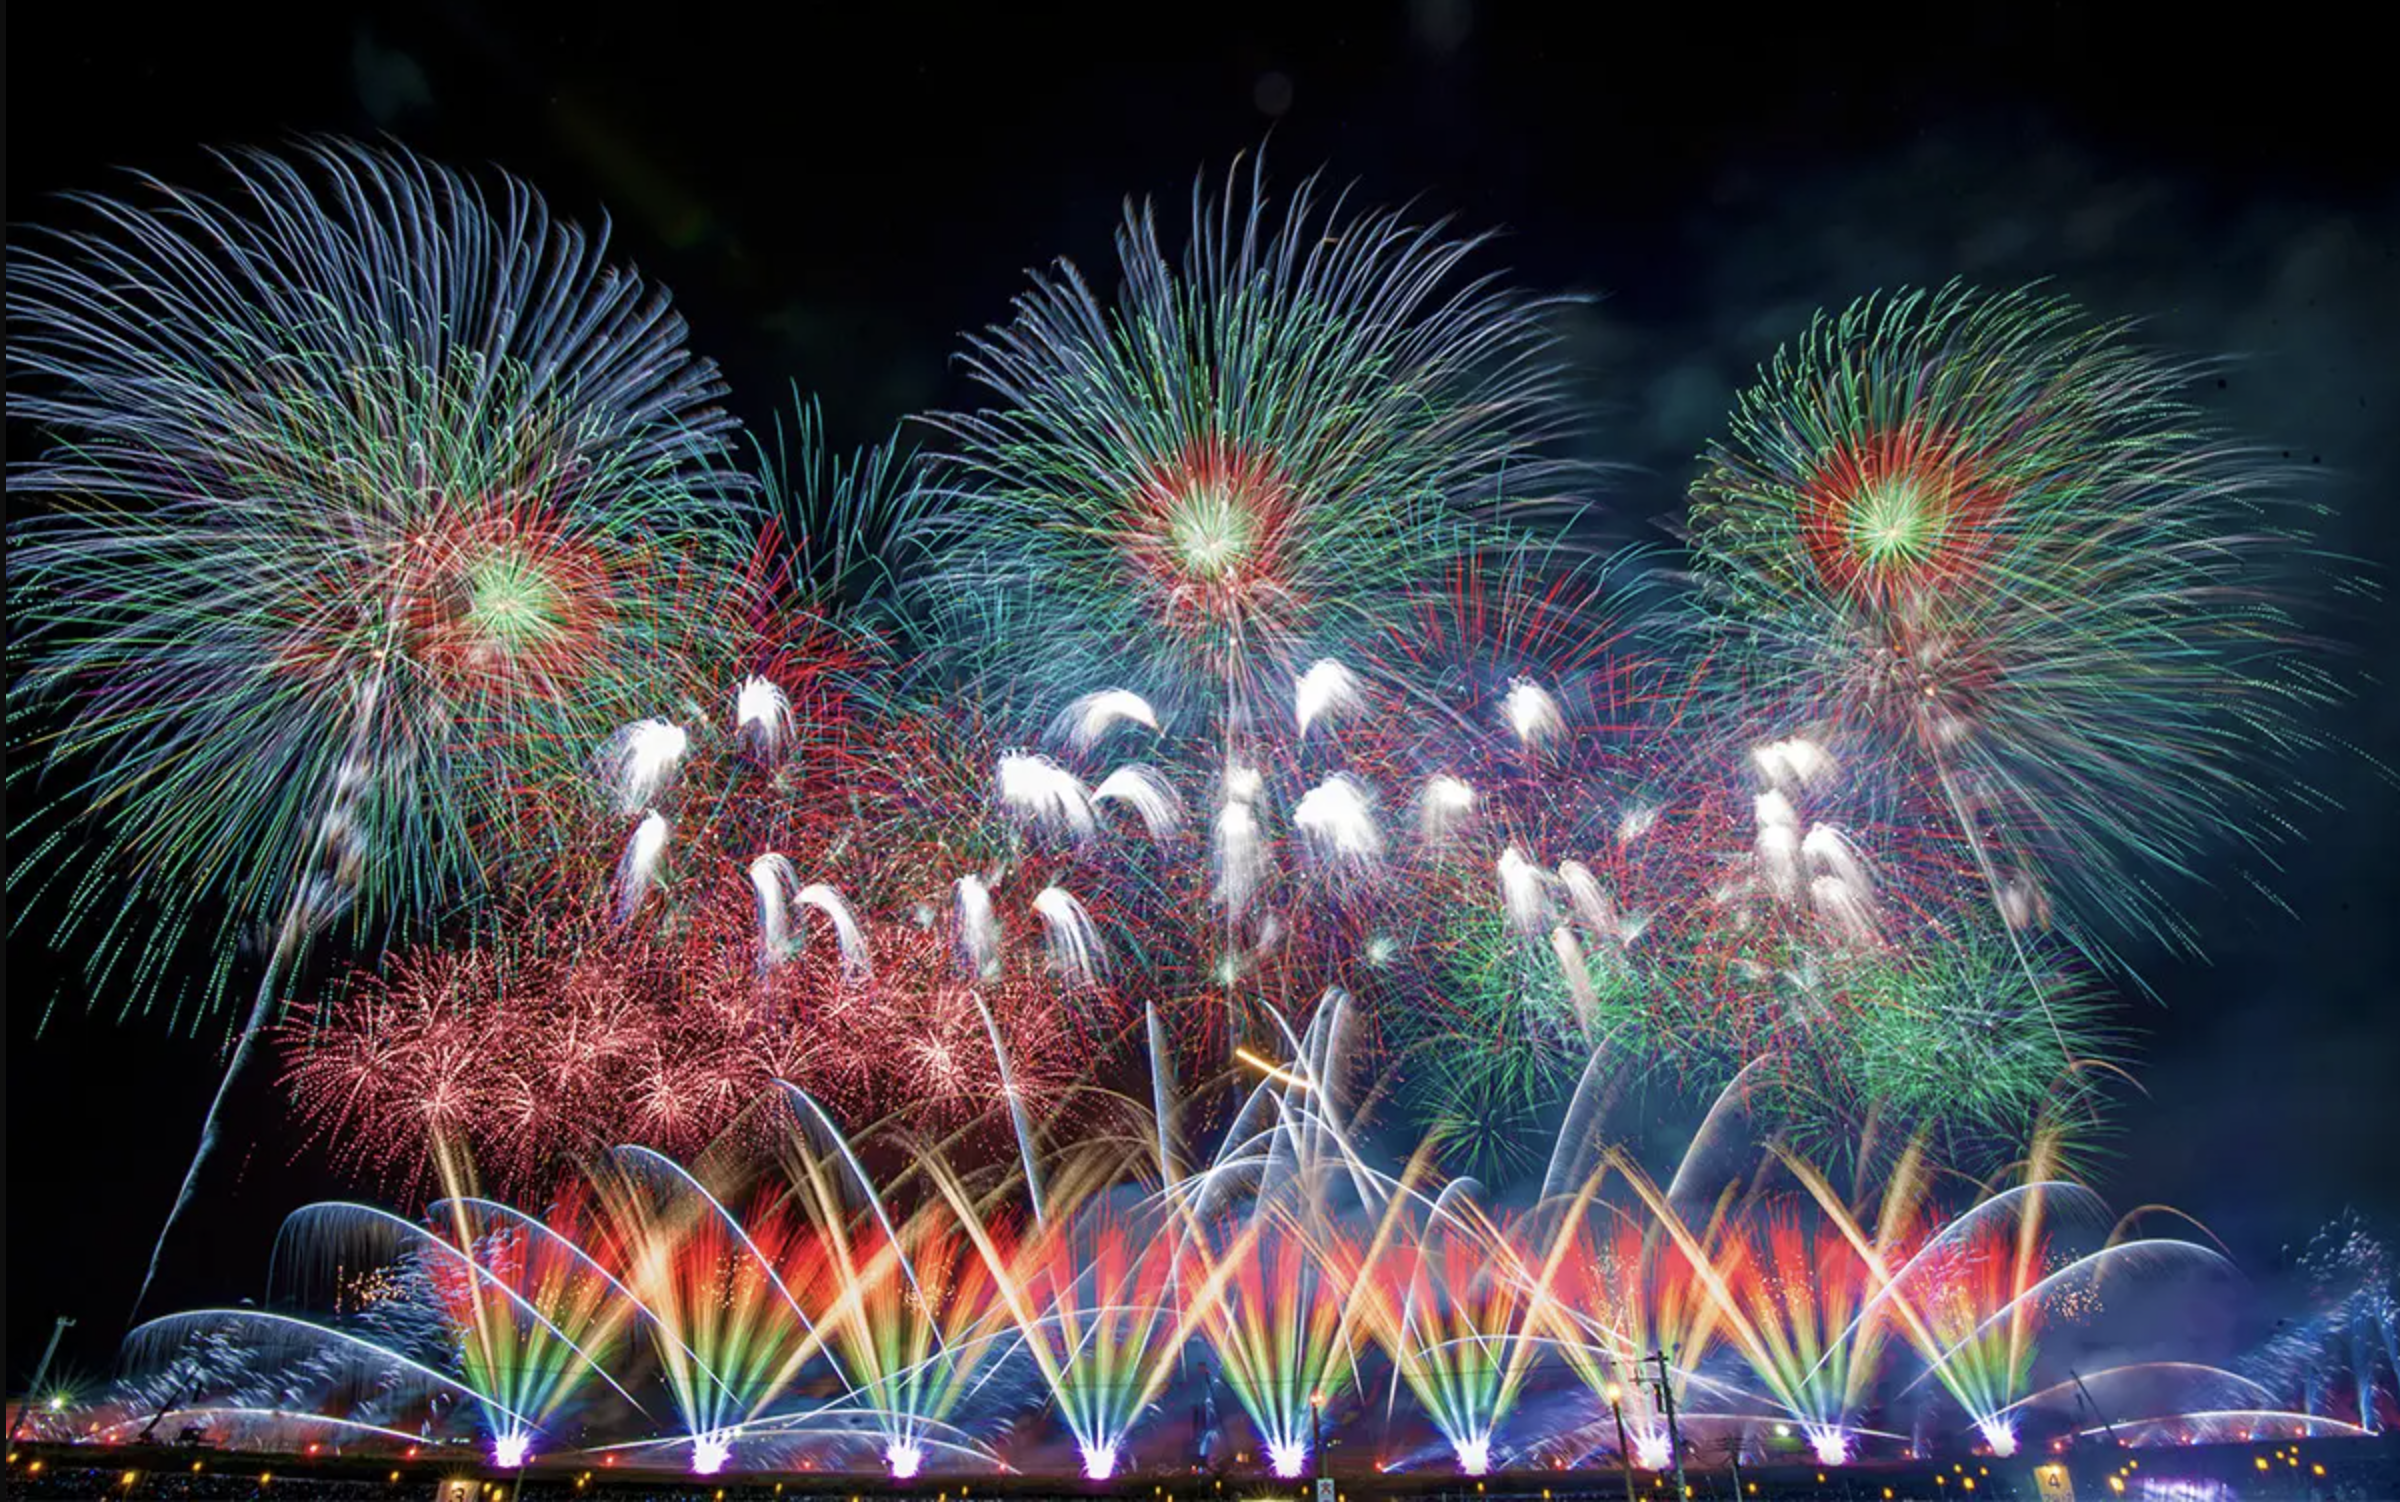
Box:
[1977,1417,2018,1458]
[1810,1428,1851,1467]
[1124,441,1295,640]
[691,1433,733,1475]
[1164,481,1259,580]
[1635,1432,1673,1471]
[1078,1440,1119,1480]
[1844,475,1947,572]
[1266,1439,1309,1478]
[1453,1436,1492,1476]
[885,1442,924,1480]
[491,1433,531,1469]
[463,547,569,647]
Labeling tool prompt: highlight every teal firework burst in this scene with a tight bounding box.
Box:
[1686,282,2343,964]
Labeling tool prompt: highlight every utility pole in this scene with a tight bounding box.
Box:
[1643,1348,1689,1501]
[9,1317,76,1442]
[1606,1384,1637,1502]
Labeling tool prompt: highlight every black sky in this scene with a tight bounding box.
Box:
[7,2,2397,1386]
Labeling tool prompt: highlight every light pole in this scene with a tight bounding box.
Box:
[1310,1390,1326,1483]
[1643,1348,1689,1502]
[9,1317,76,1443]
[1606,1384,1637,1502]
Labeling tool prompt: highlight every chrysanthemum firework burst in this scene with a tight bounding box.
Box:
[1686,282,2340,962]
[935,157,1581,719]
[6,139,746,1304]
[7,140,746,1020]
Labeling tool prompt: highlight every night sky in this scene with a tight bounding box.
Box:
[7,2,2396,1389]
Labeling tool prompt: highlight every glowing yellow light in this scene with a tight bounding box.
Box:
[123,1471,139,1487]
[1232,1047,1311,1089]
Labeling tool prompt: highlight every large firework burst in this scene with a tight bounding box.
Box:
[933,157,1582,722]
[1685,282,2340,964]
[8,137,745,1022]
[6,138,747,1302]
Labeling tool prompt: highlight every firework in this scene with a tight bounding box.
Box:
[955,1154,1193,1480]
[586,1149,828,1474]
[1686,282,2341,969]
[931,156,1580,723]
[2245,1211,2400,1434]
[1714,1200,1905,1465]
[274,1162,647,1467]
[282,907,1091,1191]
[17,138,2377,1481]
[774,1151,1014,1478]
[142,1033,2273,1475]
[6,138,746,1305]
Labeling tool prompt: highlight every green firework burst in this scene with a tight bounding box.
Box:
[1686,281,2346,965]
[933,157,1584,720]
[7,139,748,1029]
